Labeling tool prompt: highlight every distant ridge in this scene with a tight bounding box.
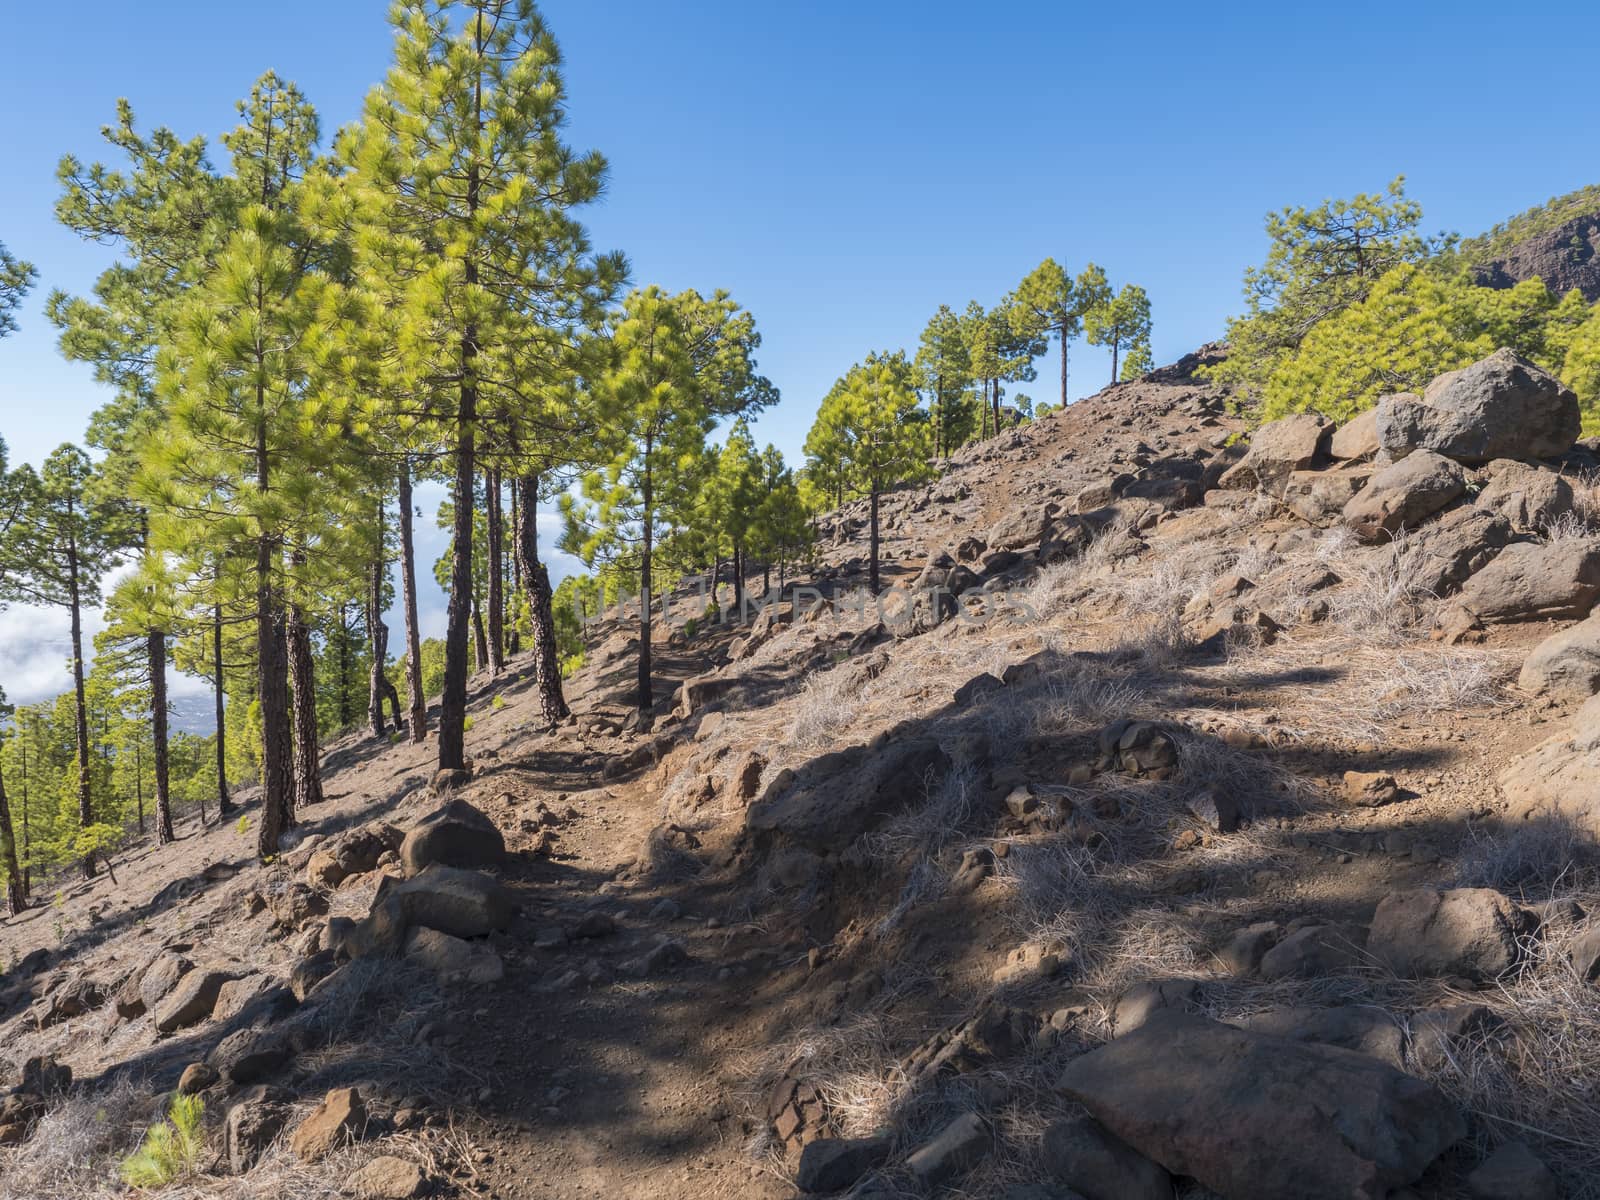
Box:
[1456,183,1600,301]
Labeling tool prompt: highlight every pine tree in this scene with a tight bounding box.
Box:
[10,445,123,877]
[98,558,189,843]
[139,75,360,857]
[1206,177,1446,401]
[914,305,974,455]
[805,352,934,594]
[563,286,772,709]
[0,241,38,338]
[1086,283,1154,383]
[343,0,622,770]
[0,439,32,911]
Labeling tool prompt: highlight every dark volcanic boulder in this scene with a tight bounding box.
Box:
[1474,460,1575,532]
[1341,450,1464,540]
[401,799,505,876]
[1218,413,1332,497]
[1456,538,1600,623]
[1057,1011,1464,1200]
[1368,888,1535,980]
[1519,613,1600,700]
[1499,699,1600,836]
[1376,349,1580,465]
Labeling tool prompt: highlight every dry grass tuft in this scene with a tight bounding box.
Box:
[1455,815,1600,898]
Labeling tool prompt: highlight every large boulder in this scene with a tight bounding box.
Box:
[1342,451,1464,540]
[1519,613,1600,700]
[349,866,518,957]
[289,1086,365,1162]
[988,505,1058,552]
[152,968,235,1034]
[1367,888,1535,980]
[400,799,505,876]
[1376,349,1581,464]
[1329,409,1381,461]
[1218,414,1333,497]
[1057,1011,1464,1200]
[138,951,195,1013]
[1040,1115,1173,1200]
[1455,538,1600,623]
[1283,467,1372,526]
[209,1025,294,1085]
[1474,460,1575,532]
[1400,507,1512,596]
[1499,700,1600,836]
[224,1087,293,1174]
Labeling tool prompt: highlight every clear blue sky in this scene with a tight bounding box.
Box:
[1,0,1597,703]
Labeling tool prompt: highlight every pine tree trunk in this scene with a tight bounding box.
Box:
[733,544,744,617]
[472,598,488,675]
[65,508,94,880]
[368,539,389,739]
[507,478,522,656]
[440,66,482,775]
[869,487,881,594]
[17,734,30,900]
[256,602,295,857]
[255,421,294,857]
[638,458,654,712]
[287,585,324,811]
[1111,340,1119,384]
[398,457,427,743]
[1,763,26,915]
[514,470,570,727]
[214,602,233,817]
[150,630,174,844]
[439,364,477,771]
[1059,320,1070,408]
[485,468,505,676]
[337,605,352,729]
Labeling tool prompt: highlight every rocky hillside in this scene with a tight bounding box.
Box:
[5,346,1600,1200]
[1464,183,1600,301]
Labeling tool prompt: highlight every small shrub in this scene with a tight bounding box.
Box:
[119,1094,204,1188]
[684,617,699,639]
[463,715,475,732]
[491,694,506,711]
[234,814,250,837]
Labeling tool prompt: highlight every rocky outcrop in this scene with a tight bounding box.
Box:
[1499,698,1600,835]
[1341,451,1464,540]
[1474,460,1574,532]
[1219,413,1332,496]
[1454,538,1600,623]
[1376,350,1581,464]
[1518,613,1600,700]
[400,799,505,876]
[1471,204,1600,302]
[1057,1011,1464,1200]
[1368,888,1534,980]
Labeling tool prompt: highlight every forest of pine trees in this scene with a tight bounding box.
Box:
[0,0,1147,907]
